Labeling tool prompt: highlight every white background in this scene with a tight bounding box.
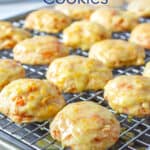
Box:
[0,0,48,19]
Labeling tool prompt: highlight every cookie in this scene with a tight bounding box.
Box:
[90,8,138,32]
[46,55,112,93]
[104,75,150,117]
[50,101,120,150]
[0,78,66,123]
[130,23,150,49]
[24,9,71,33]
[0,21,31,50]
[127,0,150,17]
[13,36,69,65]
[63,20,110,50]
[0,59,25,91]
[89,39,145,68]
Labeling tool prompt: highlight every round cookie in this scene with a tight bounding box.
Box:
[55,4,94,20]
[90,8,138,32]
[129,23,150,49]
[104,75,150,117]
[0,79,66,123]
[63,20,110,50]
[50,101,120,150]
[0,23,31,50]
[143,62,150,77]
[0,21,13,49]
[89,39,145,68]
[127,0,150,17]
[46,55,113,93]
[13,36,69,65]
[24,9,71,33]
[0,59,25,91]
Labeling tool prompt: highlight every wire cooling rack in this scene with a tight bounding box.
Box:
[0,16,150,150]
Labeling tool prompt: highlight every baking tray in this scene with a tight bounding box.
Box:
[0,13,150,150]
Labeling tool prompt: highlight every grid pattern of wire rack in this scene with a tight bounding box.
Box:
[0,17,150,150]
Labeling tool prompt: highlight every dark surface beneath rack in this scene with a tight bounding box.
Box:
[0,15,150,150]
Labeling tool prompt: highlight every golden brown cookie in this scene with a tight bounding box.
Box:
[104,75,150,117]
[13,36,69,65]
[0,78,66,123]
[0,59,25,91]
[50,101,120,150]
[130,23,150,49]
[0,21,31,50]
[127,0,150,17]
[63,20,110,50]
[46,55,113,93]
[90,8,138,32]
[89,39,145,68]
[24,9,71,33]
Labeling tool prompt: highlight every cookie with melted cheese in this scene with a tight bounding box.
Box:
[13,36,69,65]
[46,55,113,93]
[50,101,120,150]
[89,39,145,68]
[0,59,25,91]
[127,0,150,17]
[63,20,110,50]
[104,75,150,117]
[24,9,71,33]
[0,21,31,50]
[130,23,150,49]
[0,79,66,123]
[90,8,138,32]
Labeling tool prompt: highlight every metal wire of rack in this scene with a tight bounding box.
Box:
[0,17,150,150]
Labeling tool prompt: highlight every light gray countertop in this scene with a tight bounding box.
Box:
[0,0,47,19]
